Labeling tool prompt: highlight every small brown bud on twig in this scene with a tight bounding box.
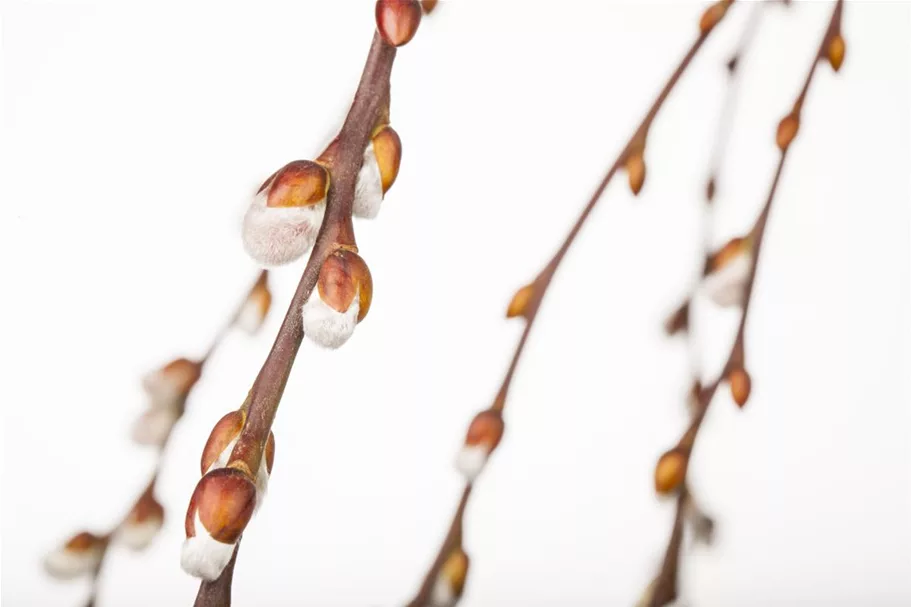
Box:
[301,249,373,349]
[728,367,752,408]
[506,283,535,319]
[776,113,800,151]
[702,236,753,307]
[376,0,422,47]
[354,125,403,219]
[420,0,438,14]
[181,468,257,581]
[699,0,732,34]
[115,492,165,551]
[142,358,203,410]
[235,273,272,335]
[827,33,845,72]
[663,300,689,336]
[431,547,470,606]
[626,152,647,196]
[455,409,505,482]
[242,160,330,266]
[44,532,107,580]
[654,448,688,496]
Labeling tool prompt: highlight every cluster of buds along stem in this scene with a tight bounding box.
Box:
[700,235,754,307]
[376,0,422,47]
[455,408,505,483]
[132,357,203,447]
[114,490,166,551]
[301,247,373,349]
[242,122,402,266]
[430,546,470,607]
[181,409,275,580]
[233,271,272,335]
[44,531,107,580]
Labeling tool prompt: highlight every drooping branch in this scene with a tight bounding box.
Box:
[404,3,737,605]
[647,3,845,605]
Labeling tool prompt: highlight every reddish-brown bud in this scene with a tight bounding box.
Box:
[776,114,800,151]
[371,125,402,193]
[664,300,689,336]
[433,547,470,604]
[376,0,422,47]
[185,468,256,544]
[420,0,438,14]
[201,410,246,475]
[506,283,535,319]
[317,249,373,323]
[262,160,330,208]
[729,367,752,408]
[465,409,505,450]
[626,153,646,195]
[827,33,845,72]
[699,0,732,34]
[654,448,687,496]
[235,273,272,334]
[117,492,166,550]
[44,531,107,579]
[709,236,751,272]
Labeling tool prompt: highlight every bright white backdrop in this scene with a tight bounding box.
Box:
[2,1,910,606]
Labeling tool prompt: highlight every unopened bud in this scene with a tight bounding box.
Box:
[302,249,373,349]
[421,0,438,14]
[116,492,165,551]
[654,448,687,496]
[663,300,689,336]
[44,532,106,580]
[242,160,330,266]
[729,367,752,408]
[827,33,845,72]
[702,236,753,308]
[354,126,402,219]
[142,358,202,410]
[626,152,646,196]
[699,0,731,34]
[506,283,535,319]
[181,468,257,581]
[201,410,275,509]
[776,114,800,151]
[235,273,272,334]
[431,547,470,607]
[455,409,505,482]
[376,0,422,47]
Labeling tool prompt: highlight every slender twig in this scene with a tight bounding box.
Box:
[648,3,844,605]
[404,4,737,605]
[193,31,399,607]
[47,270,269,607]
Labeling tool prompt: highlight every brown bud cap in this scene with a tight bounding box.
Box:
[64,531,106,553]
[201,410,246,475]
[827,34,845,72]
[317,249,373,322]
[186,468,257,544]
[699,0,731,34]
[654,448,687,496]
[264,431,276,475]
[776,114,800,151]
[128,492,165,525]
[376,0,422,47]
[709,236,751,272]
[159,358,203,395]
[664,300,689,336]
[372,125,402,193]
[626,153,646,195]
[506,283,535,319]
[261,160,330,208]
[729,367,752,408]
[465,409,505,451]
[441,547,470,597]
[421,0,438,14]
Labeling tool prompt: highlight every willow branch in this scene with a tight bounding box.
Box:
[404,4,737,605]
[648,3,844,605]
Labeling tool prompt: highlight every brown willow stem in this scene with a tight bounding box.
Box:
[195,31,398,607]
[648,3,843,605]
[407,7,734,605]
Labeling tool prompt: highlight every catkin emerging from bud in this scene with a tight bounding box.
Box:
[302,249,373,349]
[455,409,505,482]
[353,125,403,219]
[44,532,107,580]
[701,236,753,307]
[116,492,165,551]
[430,547,470,607]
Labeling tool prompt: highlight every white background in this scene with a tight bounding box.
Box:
[2,1,910,605]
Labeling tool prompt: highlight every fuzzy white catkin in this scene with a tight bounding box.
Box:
[430,575,458,607]
[131,407,179,447]
[455,444,490,483]
[234,297,266,334]
[115,517,163,551]
[702,252,753,307]
[242,190,326,266]
[44,546,103,580]
[180,514,237,581]
[352,143,384,219]
[301,288,361,349]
